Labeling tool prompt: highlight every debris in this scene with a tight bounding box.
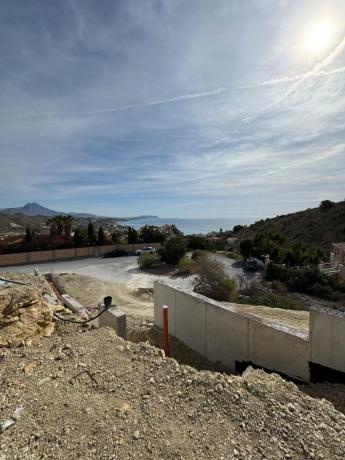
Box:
[0,277,30,286]
[0,284,55,347]
[61,294,90,317]
[37,377,51,386]
[23,362,37,375]
[0,406,24,433]
[69,370,98,385]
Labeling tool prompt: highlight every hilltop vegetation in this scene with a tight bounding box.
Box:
[0,213,47,234]
[237,200,345,250]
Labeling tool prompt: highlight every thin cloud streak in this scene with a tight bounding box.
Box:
[252,65,345,87]
[0,88,228,121]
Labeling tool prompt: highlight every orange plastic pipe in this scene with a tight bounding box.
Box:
[162,305,170,357]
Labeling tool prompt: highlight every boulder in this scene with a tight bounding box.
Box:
[0,284,55,347]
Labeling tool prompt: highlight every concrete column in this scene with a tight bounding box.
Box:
[98,302,126,339]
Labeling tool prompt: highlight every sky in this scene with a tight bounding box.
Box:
[0,0,344,218]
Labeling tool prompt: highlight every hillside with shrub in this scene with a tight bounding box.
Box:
[236,200,345,250]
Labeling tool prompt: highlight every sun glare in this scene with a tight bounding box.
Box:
[303,20,335,54]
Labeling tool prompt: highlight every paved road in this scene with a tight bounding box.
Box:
[0,254,247,289]
[0,256,191,290]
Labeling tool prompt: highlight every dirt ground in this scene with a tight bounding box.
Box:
[1,273,345,459]
[54,273,154,317]
[224,302,310,335]
[56,273,310,336]
[1,325,345,459]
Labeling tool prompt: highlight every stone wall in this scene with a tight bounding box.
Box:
[0,243,161,267]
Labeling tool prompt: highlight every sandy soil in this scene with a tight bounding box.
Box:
[56,273,310,337]
[224,302,310,335]
[55,273,154,317]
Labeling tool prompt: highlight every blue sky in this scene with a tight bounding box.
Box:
[0,0,344,218]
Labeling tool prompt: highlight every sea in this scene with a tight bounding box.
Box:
[121,217,256,235]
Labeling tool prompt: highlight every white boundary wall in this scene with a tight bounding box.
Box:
[154,282,310,381]
[154,282,345,382]
[310,306,345,373]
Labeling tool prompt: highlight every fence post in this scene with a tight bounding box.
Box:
[162,305,170,357]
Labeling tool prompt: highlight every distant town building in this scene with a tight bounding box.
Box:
[226,237,239,247]
[10,222,24,230]
[39,226,51,236]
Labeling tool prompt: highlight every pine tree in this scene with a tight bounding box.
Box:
[88,222,96,244]
[25,227,32,243]
[98,226,106,245]
[128,227,138,244]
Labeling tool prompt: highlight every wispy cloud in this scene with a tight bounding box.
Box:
[0,0,344,217]
[0,88,228,121]
[244,35,345,89]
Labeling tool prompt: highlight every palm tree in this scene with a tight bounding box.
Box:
[47,215,70,236]
[46,217,58,236]
[62,215,74,236]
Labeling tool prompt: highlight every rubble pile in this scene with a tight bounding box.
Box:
[1,326,345,459]
[0,284,55,347]
[0,274,64,347]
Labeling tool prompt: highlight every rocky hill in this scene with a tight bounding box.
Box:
[0,202,61,217]
[0,202,97,218]
[237,200,345,250]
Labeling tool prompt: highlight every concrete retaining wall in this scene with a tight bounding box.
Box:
[154,282,345,382]
[310,306,345,373]
[248,320,310,381]
[154,282,310,381]
[0,242,161,267]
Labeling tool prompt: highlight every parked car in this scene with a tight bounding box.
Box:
[244,257,265,271]
[135,246,156,256]
[103,249,128,258]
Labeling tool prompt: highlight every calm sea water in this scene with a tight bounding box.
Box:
[122,217,256,235]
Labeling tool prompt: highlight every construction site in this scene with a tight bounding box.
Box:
[1,267,345,460]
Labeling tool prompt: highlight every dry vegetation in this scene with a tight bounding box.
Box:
[237,200,345,250]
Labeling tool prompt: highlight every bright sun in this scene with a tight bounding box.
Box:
[303,20,335,54]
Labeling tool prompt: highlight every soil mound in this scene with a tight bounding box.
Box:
[1,326,345,459]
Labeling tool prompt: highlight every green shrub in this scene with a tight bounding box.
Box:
[232,225,244,233]
[239,239,254,258]
[266,263,345,301]
[191,249,205,261]
[178,256,196,274]
[265,263,292,282]
[193,255,238,302]
[271,280,287,292]
[137,253,156,268]
[319,200,335,210]
[160,237,187,265]
[187,235,212,251]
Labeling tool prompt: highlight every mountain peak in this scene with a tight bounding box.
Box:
[0,202,59,217]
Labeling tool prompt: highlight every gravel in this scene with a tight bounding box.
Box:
[1,324,345,459]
